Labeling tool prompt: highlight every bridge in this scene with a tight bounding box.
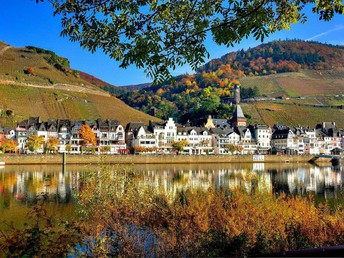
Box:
[309,154,342,165]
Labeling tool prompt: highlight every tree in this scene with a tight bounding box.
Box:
[0,138,18,153]
[27,135,45,154]
[46,137,60,153]
[172,139,189,154]
[79,124,96,146]
[65,144,72,153]
[24,67,35,76]
[38,0,343,83]
[224,144,237,154]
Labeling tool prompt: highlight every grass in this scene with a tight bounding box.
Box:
[241,69,344,98]
[242,101,344,127]
[0,46,97,88]
[0,83,159,125]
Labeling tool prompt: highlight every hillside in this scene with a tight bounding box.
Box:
[0,41,159,126]
[116,40,344,127]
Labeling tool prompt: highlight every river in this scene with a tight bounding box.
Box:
[0,162,343,226]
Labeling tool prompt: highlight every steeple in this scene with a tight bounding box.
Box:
[232,105,246,126]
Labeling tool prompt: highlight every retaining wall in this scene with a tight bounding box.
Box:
[0,154,324,165]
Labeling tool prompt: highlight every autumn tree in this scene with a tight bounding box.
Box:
[46,136,60,153]
[171,139,189,154]
[38,0,343,83]
[79,124,96,147]
[24,67,35,76]
[0,138,18,153]
[27,135,45,154]
[224,144,237,155]
[65,144,72,153]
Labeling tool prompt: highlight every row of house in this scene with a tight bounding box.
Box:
[0,105,343,155]
[1,117,126,154]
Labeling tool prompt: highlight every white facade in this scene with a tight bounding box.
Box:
[133,126,157,151]
[177,128,213,155]
[152,118,177,152]
[254,125,272,152]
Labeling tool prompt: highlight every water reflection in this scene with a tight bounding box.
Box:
[0,165,84,209]
[0,163,343,211]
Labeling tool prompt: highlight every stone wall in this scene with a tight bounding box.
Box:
[0,154,323,165]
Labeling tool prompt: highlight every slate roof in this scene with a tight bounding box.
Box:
[125,122,145,132]
[212,119,232,129]
[232,105,245,119]
[272,129,291,139]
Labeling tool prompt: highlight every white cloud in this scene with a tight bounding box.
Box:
[306,25,344,41]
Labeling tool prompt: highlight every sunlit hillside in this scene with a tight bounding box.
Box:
[0,41,159,126]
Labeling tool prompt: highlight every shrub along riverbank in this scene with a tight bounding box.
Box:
[0,153,328,165]
[0,165,343,257]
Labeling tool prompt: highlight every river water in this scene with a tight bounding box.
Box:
[0,162,343,226]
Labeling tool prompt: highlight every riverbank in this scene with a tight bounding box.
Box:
[0,154,336,165]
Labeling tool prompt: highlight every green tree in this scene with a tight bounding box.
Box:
[38,0,343,83]
[224,144,237,154]
[200,93,220,114]
[27,135,45,154]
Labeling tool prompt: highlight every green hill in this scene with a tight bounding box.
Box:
[117,40,344,127]
[0,41,158,126]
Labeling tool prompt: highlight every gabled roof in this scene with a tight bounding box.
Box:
[126,121,145,132]
[37,122,47,132]
[212,119,232,129]
[273,123,288,131]
[48,123,57,132]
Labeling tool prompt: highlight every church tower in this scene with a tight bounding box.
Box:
[233,84,240,104]
[232,105,247,127]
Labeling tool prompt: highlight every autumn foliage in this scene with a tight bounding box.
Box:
[46,136,60,153]
[0,138,18,153]
[74,167,344,257]
[79,124,96,146]
[2,166,344,257]
[24,67,35,76]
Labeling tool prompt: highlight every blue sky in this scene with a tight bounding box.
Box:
[1,0,343,86]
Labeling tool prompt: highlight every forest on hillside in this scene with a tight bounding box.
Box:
[114,40,344,123]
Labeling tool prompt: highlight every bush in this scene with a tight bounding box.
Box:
[75,166,344,257]
[24,67,35,76]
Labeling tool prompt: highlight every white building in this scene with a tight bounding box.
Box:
[176,126,213,154]
[149,118,177,153]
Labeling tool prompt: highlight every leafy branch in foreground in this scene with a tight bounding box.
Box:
[38,0,344,83]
